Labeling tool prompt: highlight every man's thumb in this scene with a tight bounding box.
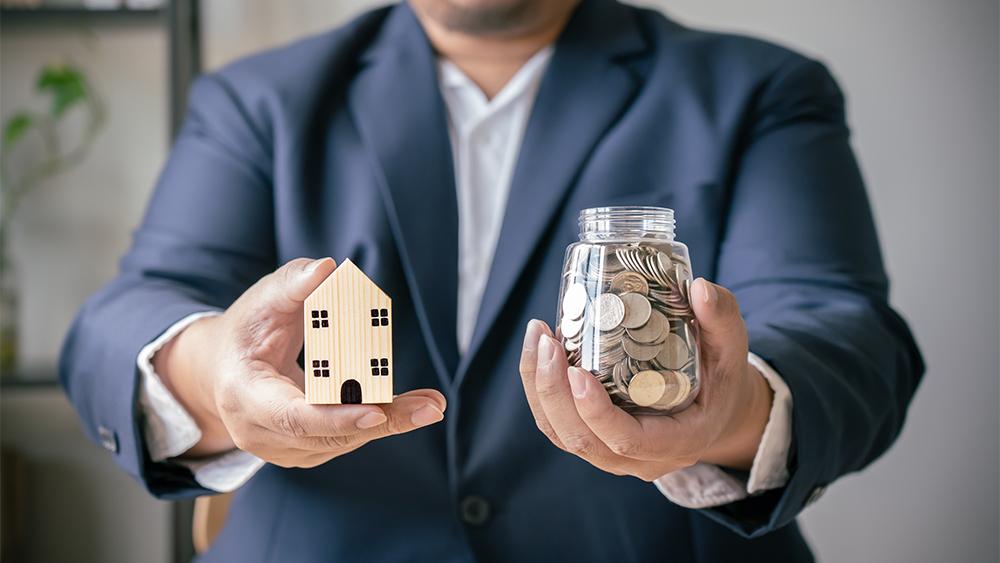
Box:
[258,257,337,315]
[689,278,748,360]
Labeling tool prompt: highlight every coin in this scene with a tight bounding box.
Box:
[602,250,625,273]
[628,370,666,406]
[623,337,660,361]
[562,283,588,321]
[655,370,691,409]
[566,348,582,366]
[655,332,690,370]
[594,293,625,331]
[626,309,666,344]
[612,361,630,394]
[560,315,585,340]
[564,336,582,351]
[610,271,649,296]
[619,292,652,329]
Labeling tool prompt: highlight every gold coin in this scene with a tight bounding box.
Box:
[562,283,588,321]
[626,309,666,344]
[594,293,626,331]
[655,332,690,370]
[610,271,649,296]
[628,370,667,407]
[619,292,652,329]
[655,370,691,409]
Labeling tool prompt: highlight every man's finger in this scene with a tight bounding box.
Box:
[566,366,670,460]
[518,320,565,448]
[534,335,624,471]
[690,278,748,361]
[296,391,446,451]
[250,257,338,316]
[250,375,387,437]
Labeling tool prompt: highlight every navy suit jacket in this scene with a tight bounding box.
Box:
[61,1,923,561]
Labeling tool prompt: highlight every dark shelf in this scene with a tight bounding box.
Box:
[1,367,59,389]
[0,6,164,25]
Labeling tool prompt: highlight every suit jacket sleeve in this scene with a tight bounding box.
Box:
[59,73,276,499]
[698,56,924,536]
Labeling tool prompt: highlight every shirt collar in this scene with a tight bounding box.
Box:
[437,45,555,111]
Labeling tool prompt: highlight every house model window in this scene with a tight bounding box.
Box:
[311,309,329,328]
[371,308,389,327]
[303,259,393,405]
[312,360,330,378]
[370,358,389,376]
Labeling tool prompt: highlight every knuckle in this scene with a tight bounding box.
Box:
[562,433,596,457]
[534,419,560,442]
[606,438,640,458]
[270,404,308,438]
[534,377,562,400]
[317,434,355,450]
[383,414,410,435]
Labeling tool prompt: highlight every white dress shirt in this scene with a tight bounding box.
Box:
[137,46,793,507]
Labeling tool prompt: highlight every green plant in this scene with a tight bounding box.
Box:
[1,63,105,232]
[0,62,105,373]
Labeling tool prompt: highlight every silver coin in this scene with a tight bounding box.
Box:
[619,292,652,329]
[612,361,630,394]
[594,293,626,331]
[560,315,585,340]
[623,337,660,361]
[564,336,582,352]
[655,332,690,370]
[626,309,667,344]
[628,370,667,407]
[562,283,588,321]
[610,271,649,296]
[602,249,626,273]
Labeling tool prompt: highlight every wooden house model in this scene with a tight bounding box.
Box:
[304,259,393,405]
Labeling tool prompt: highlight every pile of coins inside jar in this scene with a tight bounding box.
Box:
[559,244,700,414]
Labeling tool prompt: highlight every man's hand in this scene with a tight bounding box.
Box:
[154,258,446,467]
[518,278,772,481]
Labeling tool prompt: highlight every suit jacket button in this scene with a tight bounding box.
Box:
[98,425,118,453]
[459,495,491,526]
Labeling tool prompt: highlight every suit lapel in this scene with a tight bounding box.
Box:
[457,0,649,384]
[348,5,460,387]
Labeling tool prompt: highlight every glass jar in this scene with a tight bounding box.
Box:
[557,206,700,415]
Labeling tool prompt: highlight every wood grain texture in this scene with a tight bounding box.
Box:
[304,259,393,404]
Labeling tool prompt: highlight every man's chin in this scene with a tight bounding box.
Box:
[413,0,542,35]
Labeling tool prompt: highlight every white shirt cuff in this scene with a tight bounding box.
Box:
[137,311,265,492]
[654,352,793,508]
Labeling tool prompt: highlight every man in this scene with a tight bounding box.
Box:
[60,0,924,561]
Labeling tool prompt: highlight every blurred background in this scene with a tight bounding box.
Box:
[0,0,996,561]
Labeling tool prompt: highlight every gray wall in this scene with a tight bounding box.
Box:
[1,1,996,562]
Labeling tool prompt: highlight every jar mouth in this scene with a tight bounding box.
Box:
[579,206,675,241]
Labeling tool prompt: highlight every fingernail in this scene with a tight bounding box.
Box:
[523,320,542,352]
[411,404,444,427]
[698,278,716,305]
[356,411,386,429]
[538,335,556,367]
[305,258,328,275]
[568,367,588,399]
